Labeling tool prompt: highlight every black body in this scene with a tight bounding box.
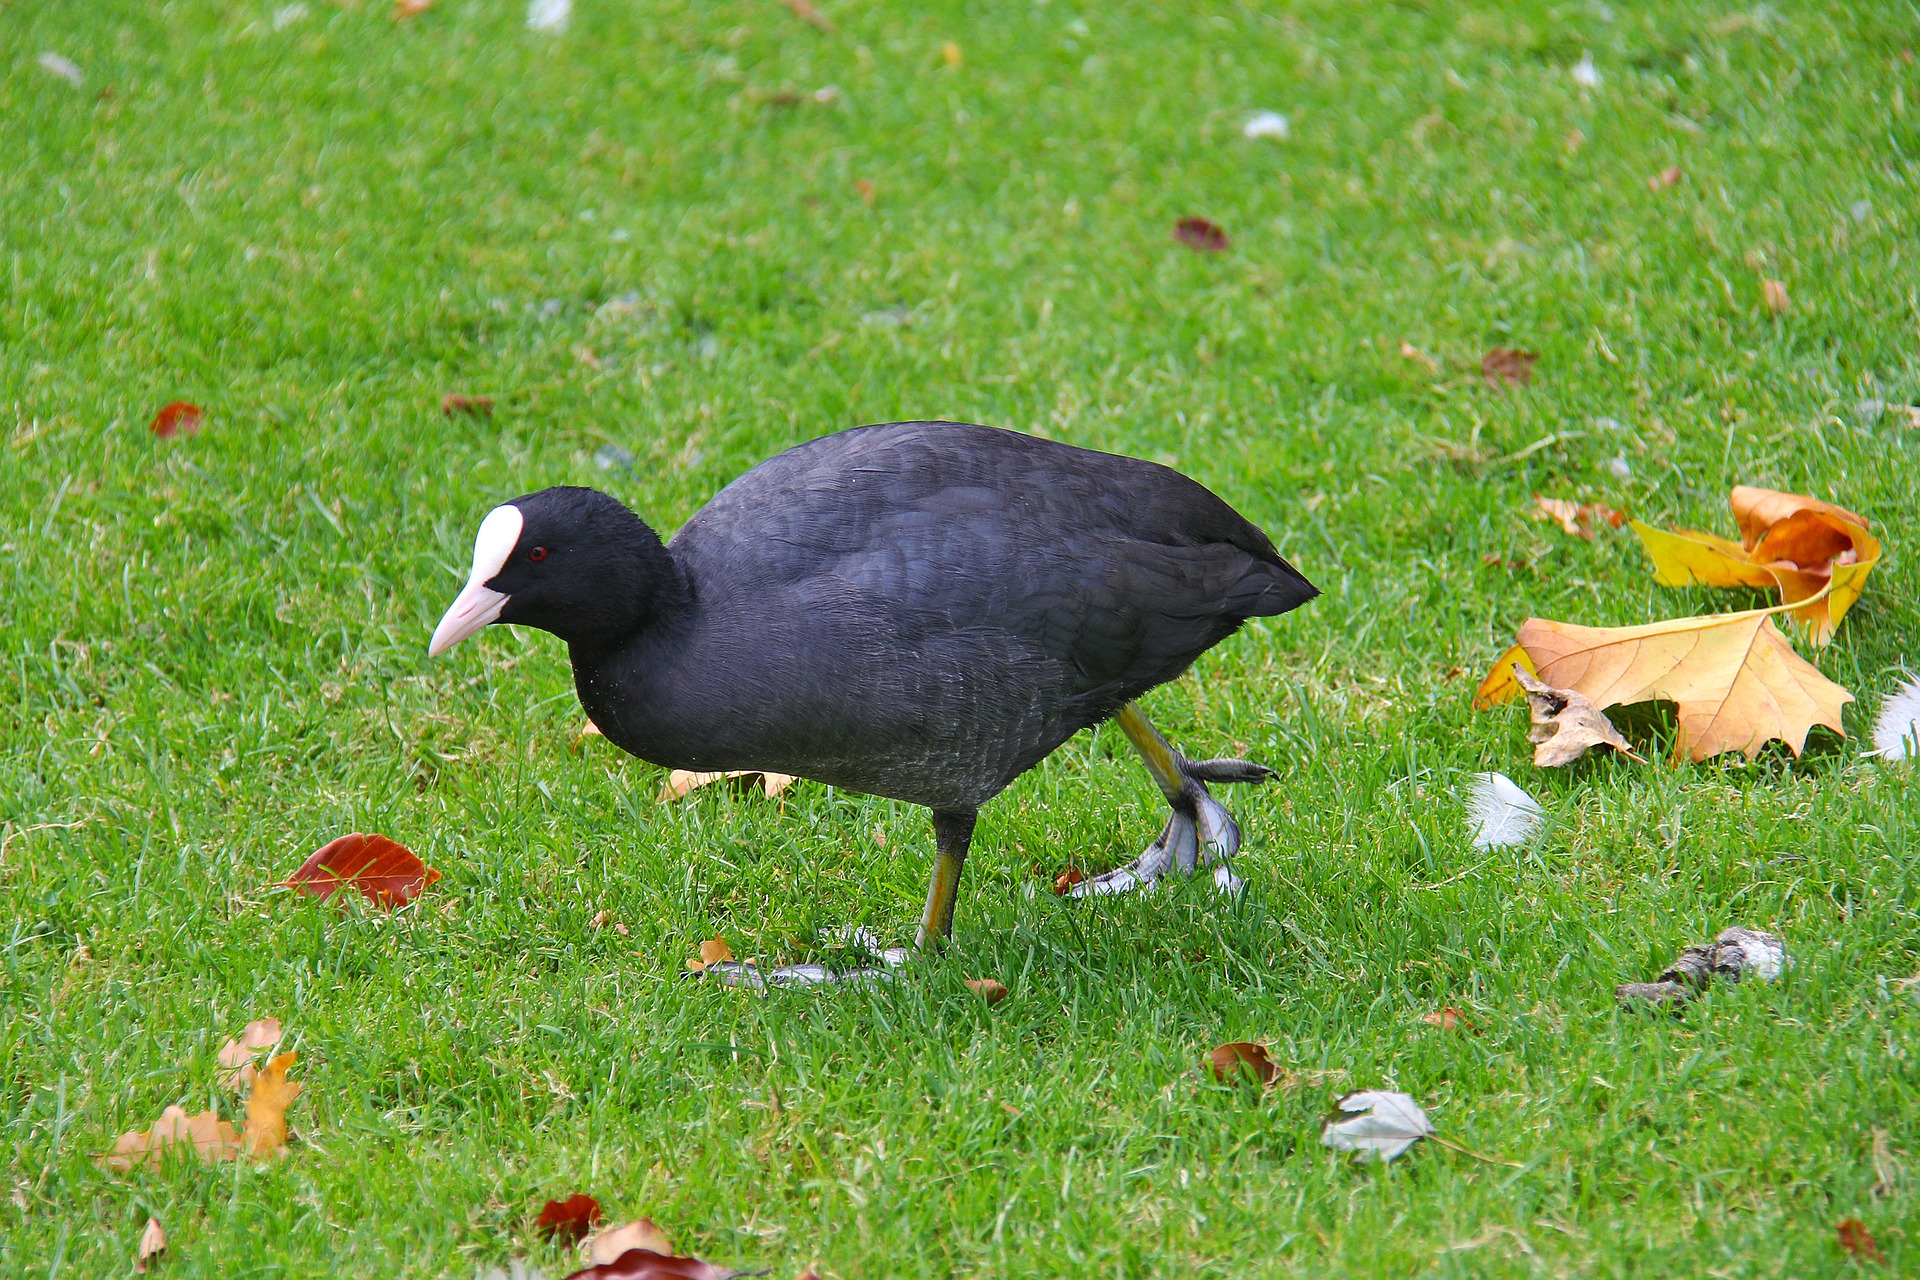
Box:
[486,422,1317,811]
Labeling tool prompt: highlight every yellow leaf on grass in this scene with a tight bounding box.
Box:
[1471,644,1537,710]
[242,1052,301,1157]
[659,769,796,801]
[686,937,736,972]
[1480,602,1852,761]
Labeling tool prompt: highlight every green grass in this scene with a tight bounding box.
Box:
[4,1,1919,1275]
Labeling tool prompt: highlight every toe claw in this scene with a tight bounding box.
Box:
[1186,758,1275,785]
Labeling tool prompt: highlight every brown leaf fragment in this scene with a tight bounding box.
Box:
[1763,279,1790,314]
[538,1193,604,1245]
[242,1052,300,1157]
[1420,1006,1474,1032]
[1174,217,1229,253]
[282,832,442,907]
[135,1217,166,1273]
[1837,1219,1884,1263]
[563,1246,737,1280]
[1051,866,1084,896]
[686,937,735,972]
[1647,165,1683,190]
[1480,347,1537,389]
[780,0,834,32]
[441,393,493,418]
[941,40,962,67]
[149,401,204,438]
[854,178,875,205]
[1512,666,1643,767]
[216,1017,283,1088]
[100,1106,242,1171]
[1205,1041,1282,1086]
[1532,495,1626,540]
[964,978,1009,1005]
[591,1219,676,1266]
[658,770,796,801]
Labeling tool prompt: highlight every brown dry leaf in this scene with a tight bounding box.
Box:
[591,1219,676,1266]
[941,40,962,67]
[1480,347,1536,389]
[393,0,431,17]
[441,393,493,418]
[1647,165,1683,190]
[216,1017,283,1088]
[135,1217,166,1273]
[1476,601,1852,761]
[854,178,875,205]
[780,0,834,32]
[1631,486,1880,645]
[1836,1219,1884,1263]
[1533,495,1626,540]
[282,832,442,907]
[100,1106,242,1172]
[149,401,204,438]
[1420,1007,1474,1032]
[964,978,1009,1005]
[1398,341,1439,374]
[1763,279,1790,314]
[1205,1041,1282,1087]
[538,1193,604,1245]
[658,770,796,801]
[1512,666,1643,766]
[1174,217,1229,253]
[1051,866,1084,896]
[563,1246,738,1280]
[242,1052,300,1157]
[686,937,736,973]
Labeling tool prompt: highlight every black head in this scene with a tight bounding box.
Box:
[429,486,684,656]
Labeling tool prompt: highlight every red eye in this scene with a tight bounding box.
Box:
[528,546,548,562]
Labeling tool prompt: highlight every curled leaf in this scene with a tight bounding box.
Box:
[100,1106,241,1172]
[591,1220,676,1266]
[1205,1041,1282,1086]
[1836,1219,1883,1263]
[441,393,493,418]
[282,833,442,907]
[538,1194,604,1245]
[149,401,204,438]
[686,937,735,972]
[963,978,1009,1005]
[1420,1007,1474,1032]
[563,1247,737,1280]
[1512,666,1642,767]
[1321,1090,1433,1163]
[1533,495,1626,540]
[1174,217,1229,253]
[1480,348,1536,389]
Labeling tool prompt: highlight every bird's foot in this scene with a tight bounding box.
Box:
[1069,756,1270,899]
[695,927,911,989]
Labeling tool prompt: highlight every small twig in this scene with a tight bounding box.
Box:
[1428,1134,1522,1167]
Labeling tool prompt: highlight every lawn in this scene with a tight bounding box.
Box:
[4,0,1919,1275]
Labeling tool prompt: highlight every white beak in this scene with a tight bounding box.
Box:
[429,504,523,656]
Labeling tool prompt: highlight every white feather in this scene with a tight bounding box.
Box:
[527,0,570,32]
[1467,771,1542,849]
[1242,111,1290,141]
[1870,674,1920,761]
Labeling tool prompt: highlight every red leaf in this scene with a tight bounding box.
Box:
[563,1248,736,1280]
[1051,867,1084,896]
[1837,1219,1884,1263]
[149,401,205,438]
[1480,347,1537,389]
[538,1193,604,1245]
[1174,217,1229,253]
[281,833,441,908]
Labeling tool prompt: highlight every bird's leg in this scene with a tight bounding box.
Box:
[915,808,978,950]
[1070,702,1270,898]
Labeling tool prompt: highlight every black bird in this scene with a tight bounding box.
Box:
[430,422,1316,952]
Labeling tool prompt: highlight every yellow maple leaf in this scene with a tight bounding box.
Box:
[242,1052,301,1157]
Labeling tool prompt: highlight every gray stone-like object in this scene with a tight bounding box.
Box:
[1617,927,1786,1010]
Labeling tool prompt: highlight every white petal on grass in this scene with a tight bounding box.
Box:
[1571,52,1601,88]
[1467,772,1542,849]
[527,0,570,32]
[272,4,309,30]
[1321,1090,1434,1163]
[1870,674,1920,761]
[36,53,84,87]
[1242,110,1290,141]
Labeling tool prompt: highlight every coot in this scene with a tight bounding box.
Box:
[430,421,1316,951]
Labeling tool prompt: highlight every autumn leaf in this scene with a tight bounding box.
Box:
[941,40,962,67]
[563,1246,738,1280]
[1763,279,1790,314]
[241,1052,300,1157]
[658,770,795,802]
[1476,596,1852,761]
[1631,486,1880,644]
[100,1106,242,1171]
[1533,495,1626,540]
[685,937,735,972]
[441,393,493,418]
[282,833,442,907]
[217,1017,283,1087]
[591,1220,676,1265]
[1051,866,1084,895]
[538,1193,604,1245]
[1205,1041,1283,1087]
[1321,1091,1433,1162]
[780,0,834,32]
[1512,666,1642,766]
[135,1218,166,1273]
[1647,165,1683,190]
[963,978,1009,1005]
[1836,1219,1884,1263]
[1480,347,1536,389]
[1420,1007,1474,1032]
[149,401,204,438]
[1174,217,1229,253]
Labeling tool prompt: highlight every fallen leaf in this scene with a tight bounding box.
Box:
[780,0,835,32]
[1480,348,1536,389]
[526,0,570,33]
[591,1220,676,1266]
[1205,1041,1283,1086]
[242,1052,300,1157]
[1420,1007,1474,1032]
[1871,674,1920,761]
[1476,602,1853,761]
[1647,165,1683,190]
[1051,866,1084,895]
[562,1247,736,1280]
[149,401,204,438]
[393,0,431,18]
[1467,772,1541,848]
[658,770,795,801]
[135,1217,166,1273]
[1512,666,1642,766]
[941,41,962,67]
[964,978,1009,1005]
[1242,110,1289,140]
[100,1106,242,1172]
[1533,495,1626,540]
[1631,486,1880,644]
[37,52,85,87]
[1836,1219,1884,1263]
[442,393,493,418]
[216,1017,283,1088]
[1174,217,1229,253]
[282,832,442,907]
[1763,279,1790,314]
[1321,1091,1433,1163]
[1398,340,1439,374]
[686,937,735,972]
[538,1194,604,1245]
[854,178,875,205]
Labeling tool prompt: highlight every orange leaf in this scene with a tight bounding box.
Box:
[100,1106,242,1171]
[1471,644,1536,709]
[216,1016,283,1088]
[1480,347,1536,389]
[964,978,1009,1005]
[282,833,441,907]
[538,1193,604,1245]
[1483,601,1852,761]
[1205,1041,1282,1086]
[1762,279,1789,314]
[149,401,204,438]
[1051,866,1084,895]
[1729,486,1870,548]
[1420,1006,1475,1032]
[242,1052,301,1157]
[686,937,735,972]
[780,0,834,32]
